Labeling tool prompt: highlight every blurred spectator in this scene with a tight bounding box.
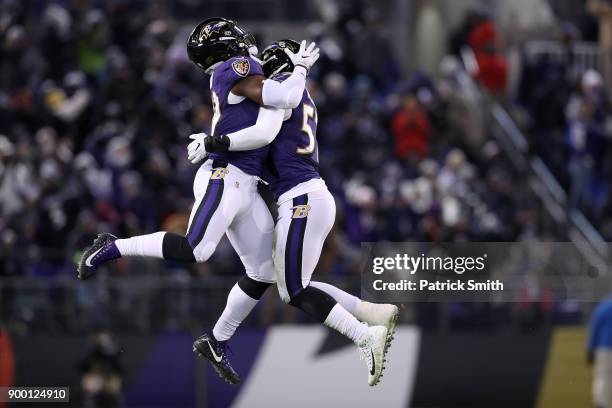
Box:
[77,10,109,77]
[347,7,398,91]
[566,69,608,123]
[79,330,123,408]
[0,328,15,408]
[390,94,431,160]
[0,135,38,218]
[588,0,612,49]
[588,295,612,408]
[566,100,596,209]
[451,8,508,93]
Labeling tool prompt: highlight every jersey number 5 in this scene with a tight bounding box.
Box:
[297,103,317,155]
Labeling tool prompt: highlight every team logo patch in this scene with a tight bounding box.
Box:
[291,204,311,219]
[211,168,229,179]
[232,59,250,77]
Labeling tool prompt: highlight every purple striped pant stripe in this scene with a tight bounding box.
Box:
[187,179,224,247]
[285,194,308,298]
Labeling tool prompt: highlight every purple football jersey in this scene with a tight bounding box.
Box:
[208,56,269,176]
[264,73,321,200]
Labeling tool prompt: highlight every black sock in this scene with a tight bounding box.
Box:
[162,233,196,262]
[288,285,336,323]
[237,275,272,300]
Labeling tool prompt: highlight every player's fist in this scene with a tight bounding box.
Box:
[187,133,209,164]
[285,40,320,72]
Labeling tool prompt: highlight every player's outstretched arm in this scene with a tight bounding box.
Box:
[187,106,285,160]
[222,106,285,151]
[232,40,319,109]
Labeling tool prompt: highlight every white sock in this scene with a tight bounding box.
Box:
[213,284,259,341]
[324,304,368,345]
[310,281,359,314]
[115,232,166,258]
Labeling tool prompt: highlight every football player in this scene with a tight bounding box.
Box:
[77,18,317,383]
[197,39,399,386]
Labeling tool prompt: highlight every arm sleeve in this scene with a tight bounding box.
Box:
[226,107,286,151]
[261,66,308,109]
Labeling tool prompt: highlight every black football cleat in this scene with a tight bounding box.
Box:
[77,233,120,280]
[193,332,240,385]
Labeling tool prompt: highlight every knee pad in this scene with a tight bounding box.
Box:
[237,275,272,300]
[162,233,196,262]
[288,285,336,323]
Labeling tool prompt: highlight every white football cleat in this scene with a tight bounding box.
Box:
[357,325,389,386]
[355,302,399,350]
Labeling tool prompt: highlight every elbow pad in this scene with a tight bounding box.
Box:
[261,66,307,109]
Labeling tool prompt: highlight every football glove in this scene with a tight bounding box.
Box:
[187,133,209,164]
[204,134,230,153]
[285,40,320,72]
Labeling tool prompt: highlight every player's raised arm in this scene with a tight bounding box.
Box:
[232,40,319,109]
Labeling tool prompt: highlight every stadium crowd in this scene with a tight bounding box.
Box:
[0,0,536,271]
[517,28,612,239]
[0,1,581,332]
[446,2,612,241]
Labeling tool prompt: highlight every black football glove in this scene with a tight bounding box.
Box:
[204,134,230,153]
